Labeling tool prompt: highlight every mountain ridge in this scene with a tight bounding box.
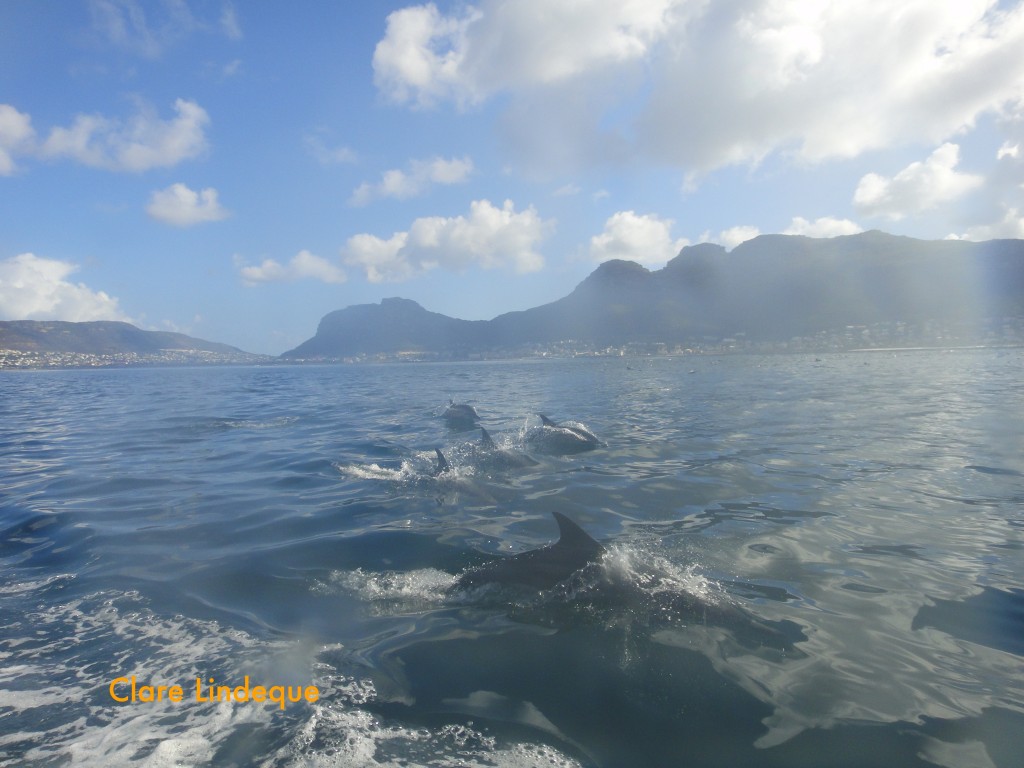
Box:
[4,231,1023,364]
[282,230,1024,358]
[0,320,248,355]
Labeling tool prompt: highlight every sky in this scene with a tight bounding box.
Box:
[2,0,1024,355]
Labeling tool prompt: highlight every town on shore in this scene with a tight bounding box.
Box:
[4,316,1023,370]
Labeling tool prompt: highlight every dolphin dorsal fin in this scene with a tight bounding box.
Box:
[539,414,557,427]
[552,511,604,555]
[434,448,451,474]
[480,427,496,448]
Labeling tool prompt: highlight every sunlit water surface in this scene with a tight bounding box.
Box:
[2,351,1022,767]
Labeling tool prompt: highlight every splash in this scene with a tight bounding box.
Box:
[328,567,456,606]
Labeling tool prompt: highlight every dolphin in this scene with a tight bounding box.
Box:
[456,512,605,590]
[434,448,452,475]
[525,414,600,454]
[441,400,480,430]
[453,513,805,651]
[431,447,511,505]
[476,427,539,469]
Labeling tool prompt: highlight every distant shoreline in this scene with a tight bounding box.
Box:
[4,343,1021,371]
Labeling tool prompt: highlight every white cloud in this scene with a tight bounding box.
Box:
[220,3,242,41]
[89,0,168,58]
[343,198,551,282]
[641,1,1024,171]
[350,155,473,205]
[89,0,241,56]
[0,253,129,321]
[41,98,209,172]
[373,0,675,107]
[717,226,762,251]
[589,211,687,266]
[552,183,581,197]
[0,104,36,175]
[372,3,482,108]
[221,58,242,79]
[373,1,1024,176]
[147,183,229,227]
[783,216,863,238]
[952,208,1024,241]
[236,250,347,286]
[304,133,356,165]
[88,0,202,58]
[853,143,984,220]
[997,142,1020,160]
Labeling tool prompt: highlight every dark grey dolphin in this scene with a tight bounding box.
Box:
[456,512,605,590]
[525,414,600,454]
[441,400,480,430]
[453,513,805,651]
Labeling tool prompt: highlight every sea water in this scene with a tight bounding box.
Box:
[1,351,1022,767]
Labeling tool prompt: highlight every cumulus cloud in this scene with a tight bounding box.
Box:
[717,226,762,251]
[853,143,984,220]
[702,218,862,247]
[350,155,473,205]
[953,208,1024,240]
[372,3,483,108]
[0,253,129,321]
[783,216,863,238]
[147,183,229,226]
[236,250,347,286]
[951,210,1024,240]
[41,98,209,172]
[589,211,687,266]
[343,199,551,282]
[374,0,675,107]
[0,104,36,175]
[373,1,1024,176]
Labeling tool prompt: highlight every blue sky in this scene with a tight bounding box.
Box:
[2,0,1024,354]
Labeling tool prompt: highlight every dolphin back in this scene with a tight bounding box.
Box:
[455,511,604,590]
[552,511,604,557]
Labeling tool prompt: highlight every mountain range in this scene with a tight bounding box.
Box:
[0,320,252,357]
[282,231,1024,358]
[4,231,1023,364]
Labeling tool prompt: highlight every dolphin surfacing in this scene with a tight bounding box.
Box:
[526,414,600,454]
[477,427,539,468]
[456,512,605,590]
[441,400,480,430]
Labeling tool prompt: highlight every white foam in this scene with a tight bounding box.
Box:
[323,568,456,615]
[601,543,721,604]
[2,587,580,767]
[272,696,582,768]
[335,461,411,482]
[0,572,74,596]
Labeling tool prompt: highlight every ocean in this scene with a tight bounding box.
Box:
[2,351,1022,767]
